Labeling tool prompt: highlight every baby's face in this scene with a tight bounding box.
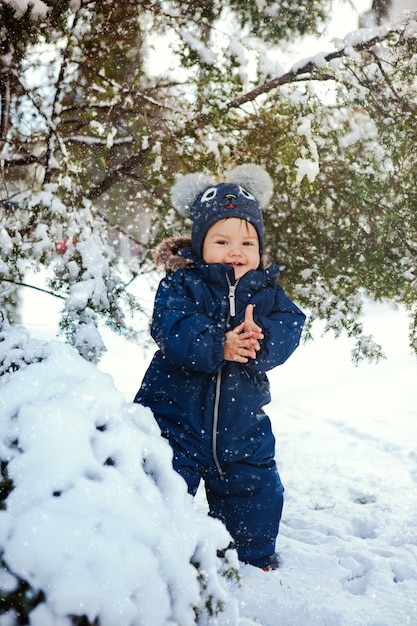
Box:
[202,218,260,279]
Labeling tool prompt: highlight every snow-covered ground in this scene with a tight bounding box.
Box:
[14,282,417,625]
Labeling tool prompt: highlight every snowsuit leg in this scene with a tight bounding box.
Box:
[155,416,284,568]
[205,460,284,567]
[170,441,203,496]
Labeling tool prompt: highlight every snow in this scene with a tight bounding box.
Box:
[0,319,234,626]
[1,281,415,625]
[180,29,217,65]
[294,118,320,184]
[1,0,49,19]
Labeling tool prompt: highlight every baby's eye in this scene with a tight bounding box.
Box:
[215,239,227,245]
[243,241,255,246]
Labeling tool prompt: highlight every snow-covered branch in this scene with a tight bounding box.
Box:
[227,22,413,109]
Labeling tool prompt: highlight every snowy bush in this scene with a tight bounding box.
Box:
[0,318,238,625]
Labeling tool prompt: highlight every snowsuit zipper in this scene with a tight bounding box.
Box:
[226,274,239,319]
[212,370,224,480]
[211,275,240,480]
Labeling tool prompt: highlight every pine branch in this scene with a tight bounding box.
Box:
[93,208,147,250]
[43,9,83,185]
[2,153,46,168]
[84,144,153,201]
[0,278,65,300]
[226,28,403,109]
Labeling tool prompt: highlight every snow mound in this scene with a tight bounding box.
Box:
[0,320,236,625]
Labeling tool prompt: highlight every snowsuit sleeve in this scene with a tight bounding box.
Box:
[246,285,306,372]
[150,271,226,373]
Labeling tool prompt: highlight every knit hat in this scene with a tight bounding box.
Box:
[170,164,273,257]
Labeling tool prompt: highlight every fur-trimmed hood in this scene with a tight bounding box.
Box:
[153,236,271,273]
[153,237,194,273]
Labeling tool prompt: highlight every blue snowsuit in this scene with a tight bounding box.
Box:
[135,240,305,567]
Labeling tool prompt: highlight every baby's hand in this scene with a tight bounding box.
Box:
[224,305,263,363]
[243,304,263,341]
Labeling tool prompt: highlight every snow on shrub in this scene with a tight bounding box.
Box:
[0,317,238,625]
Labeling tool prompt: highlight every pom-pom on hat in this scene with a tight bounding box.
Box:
[170,164,273,257]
